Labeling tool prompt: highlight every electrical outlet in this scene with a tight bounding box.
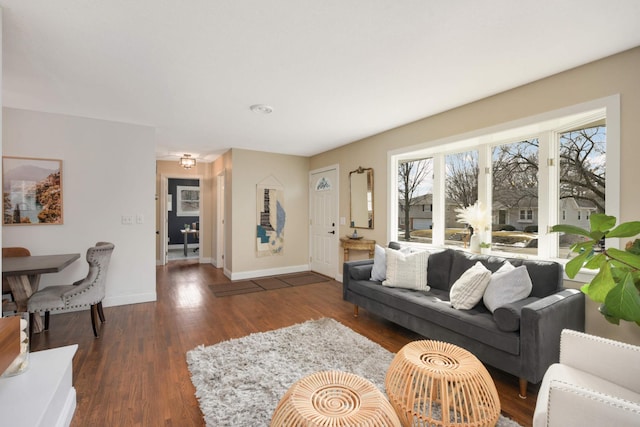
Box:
[121,215,134,225]
[136,213,144,224]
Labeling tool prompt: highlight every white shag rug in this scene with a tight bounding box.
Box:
[186,318,522,426]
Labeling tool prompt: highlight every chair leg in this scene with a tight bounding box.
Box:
[90,305,99,338]
[44,311,50,330]
[97,301,106,323]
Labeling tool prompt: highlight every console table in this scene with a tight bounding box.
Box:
[340,237,375,261]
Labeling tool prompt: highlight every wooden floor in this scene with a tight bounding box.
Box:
[30,260,537,426]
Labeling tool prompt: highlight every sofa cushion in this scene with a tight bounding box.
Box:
[425,249,454,291]
[383,248,430,290]
[349,264,373,281]
[493,296,540,332]
[484,264,533,313]
[448,251,508,289]
[347,279,520,355]
[449,261,491,310]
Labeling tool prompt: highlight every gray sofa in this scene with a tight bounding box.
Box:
[342,246,585,397]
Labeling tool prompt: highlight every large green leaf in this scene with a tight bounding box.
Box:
[603,273,640,322]
[565,250,589,278]
[590,214,617,232]
[607,221,640,238]
[551,224,591,237]
[582,263,616,303]
[570,240,596,254]
[607,248,640,270]
[584,253,606,269]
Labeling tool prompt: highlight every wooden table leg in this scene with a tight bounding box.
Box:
[5,274,44,333]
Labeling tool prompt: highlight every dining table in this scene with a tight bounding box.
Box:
[2,253,81,333]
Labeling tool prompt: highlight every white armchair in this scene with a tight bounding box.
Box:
[533,329,640,427]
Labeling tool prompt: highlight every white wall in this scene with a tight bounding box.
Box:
[2,108,157,307]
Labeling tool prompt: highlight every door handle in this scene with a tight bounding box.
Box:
[328,230,335,234]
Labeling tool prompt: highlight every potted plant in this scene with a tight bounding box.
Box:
[551,213,640,326]
[479,242,491,255]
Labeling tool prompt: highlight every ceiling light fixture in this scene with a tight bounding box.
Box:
[250,104,274,114]
[179,154,196,169]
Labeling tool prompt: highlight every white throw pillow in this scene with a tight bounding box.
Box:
[382,248,430,290]
[483,263,533,313]
[370,244,387,281]
[449,261,492,310]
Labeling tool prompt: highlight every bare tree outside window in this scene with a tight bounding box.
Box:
[398,158,433,241]
[558,125,606,257]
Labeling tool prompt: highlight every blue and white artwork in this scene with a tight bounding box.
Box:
[256,185,285,256]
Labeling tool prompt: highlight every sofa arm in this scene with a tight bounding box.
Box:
[519,289,585,384]
[544,380,640,427]
[342,259,374,299]
[559,329,640,394]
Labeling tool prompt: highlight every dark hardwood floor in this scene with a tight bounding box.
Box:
[30,260,536,426]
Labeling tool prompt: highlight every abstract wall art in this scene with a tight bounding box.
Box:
[256,176,286,256]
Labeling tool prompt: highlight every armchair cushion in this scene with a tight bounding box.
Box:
[533,329,640,427]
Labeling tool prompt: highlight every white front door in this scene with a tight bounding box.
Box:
[309,167,338,278]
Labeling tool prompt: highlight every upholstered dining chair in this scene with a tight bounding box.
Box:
[2,247,31,312]
[27,242,115,338]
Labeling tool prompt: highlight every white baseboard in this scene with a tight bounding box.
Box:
[229,264,310,281]
[103,292,157,307]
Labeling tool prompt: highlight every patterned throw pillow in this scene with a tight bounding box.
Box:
[382,248,430,290]
[449,261,492,310]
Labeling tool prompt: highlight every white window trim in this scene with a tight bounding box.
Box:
[387,94,620,272]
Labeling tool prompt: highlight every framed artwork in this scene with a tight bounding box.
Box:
[2,156,63,225]
[256,175,286,256]
[176,185,200,216]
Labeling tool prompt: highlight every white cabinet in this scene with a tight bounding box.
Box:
[0,344,78,427]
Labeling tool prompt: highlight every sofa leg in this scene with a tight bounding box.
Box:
[519,378,527,399]
[353,305,359,317]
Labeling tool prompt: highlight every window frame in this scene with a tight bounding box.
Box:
[387,95,620,271]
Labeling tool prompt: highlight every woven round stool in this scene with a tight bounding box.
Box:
[270,370,401,427]
[385,340,500,427]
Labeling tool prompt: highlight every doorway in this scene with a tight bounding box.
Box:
[160,175,203,264]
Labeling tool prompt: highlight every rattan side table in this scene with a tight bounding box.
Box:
[385,340,500,427]
[271,370,401,427]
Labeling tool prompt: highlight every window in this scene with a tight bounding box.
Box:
[389,96,619,260]
[578,211,582,220]
[445,151,478,247]
[519,209,533,221]
[397,158,433,243]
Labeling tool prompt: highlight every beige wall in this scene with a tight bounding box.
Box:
[229,149,310,278]
[155,160,213,262]
[210,150,232,272]
[310,46,640,345]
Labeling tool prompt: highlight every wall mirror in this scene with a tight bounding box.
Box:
[349,166,374,229]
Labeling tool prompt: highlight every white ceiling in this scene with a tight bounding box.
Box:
[2,1,640,162]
